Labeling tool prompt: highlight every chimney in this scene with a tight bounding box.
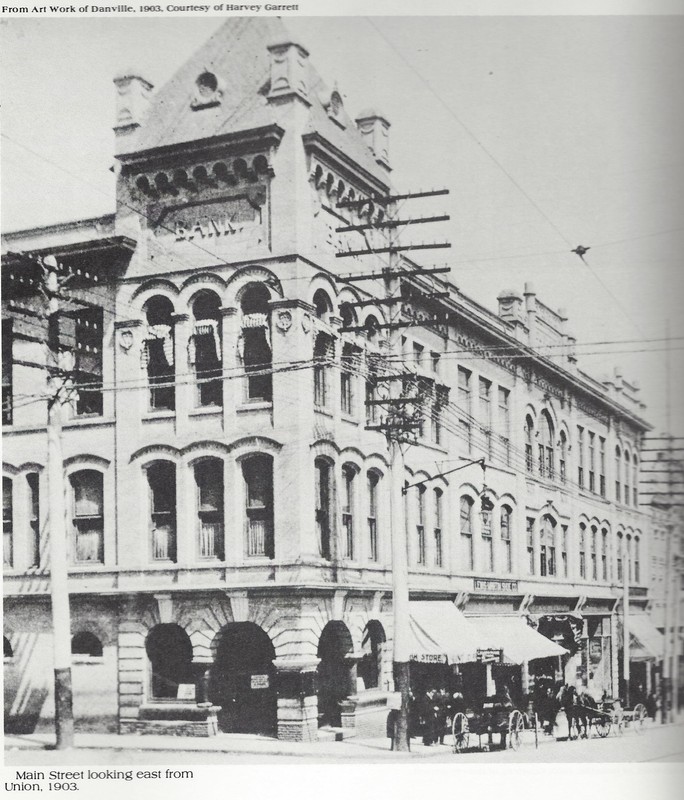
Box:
[113,70,153,136]
[267,41,311,106]
[355,109,391,171]
[524,282,537,346]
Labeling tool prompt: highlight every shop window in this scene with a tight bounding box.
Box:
[500,505,512,573]
[416,485,426,566]
[243,455,274,558]
[367,471,379,562]
[525,416,534,473]
[3,477,12,568]
[195,459,224,559]
[71,631,103,659]
[341,464,356,560]
[27,472,40,567]
[315,458,333,560]
[460,496,474,570]
[147,462,176,562]
[2,318,13,425]
[434,488,443,568]
[240,285,272,402]
[190,292,222,407]
[143,296,175,411]
[70,470,104,564]
[73,307,104,416]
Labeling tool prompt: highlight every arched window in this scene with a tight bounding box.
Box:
[481,494,493,573]
[415,484,426,565]
[364,316,380,424]
[145,624,193,699]
[315,458,333,560]
[540,412,554,479]
[27,472,40,568]
[617,532,624,582]
[243,455,274,558]
[70,470,104,564]
[341,464,357,560]
[367,471,379,562]
[590,525,598,580]
[71,631,103,658]
[358,621,385,691]
[524,416,534,473]
[3,476,12,568]
[240,284,272,402]
[3,636,12,660]
[314,333,333,409]
[190,292,222,407]
[147,461,176,562]
[143,296,175,411]
[195,459,224,560]
[615,446,622,502]
[559,430,568,484]
[601,527,609,581]
[626,534,633,583]
[633,535,640,584]
[313,289,333,322]
[460,496,474,570]
[540,515,556,577]
[588,432,596,492]
[500,505,512,573]
[624,451,631,507]
[340,343,359,416]
[632,456,639,506]
[433,488,443,568]
[578,522,587,579]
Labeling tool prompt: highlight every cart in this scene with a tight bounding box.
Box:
[575,699,648,739]
[451,701,526,753]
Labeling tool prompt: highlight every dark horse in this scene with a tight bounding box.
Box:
[556,684,599,739]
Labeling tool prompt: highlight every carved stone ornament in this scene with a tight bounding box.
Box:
[119,329,134,352]
[301,313,312,334]
[275,310,293,333]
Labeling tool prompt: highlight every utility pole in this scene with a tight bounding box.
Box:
[622,534,630,709]
[43,254,75,749]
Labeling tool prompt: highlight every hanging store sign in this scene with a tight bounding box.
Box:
[476,648,503,664]
[473,578,519,592]
[250,674,270,689]
[409,653,448,664]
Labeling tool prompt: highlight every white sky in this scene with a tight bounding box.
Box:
[1,11,683,435]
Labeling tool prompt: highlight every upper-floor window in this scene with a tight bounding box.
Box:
[500,505,512,573]
[27,472,40,568]
[460,496,474,570]
[434,488,443,568]
[577,426,585,489]
[70,469,104,564]
[599,437,606,497]
[615,446,622,502]
[561,524,568,577]
[73,308,104,416]
[416,485,426,565]
[341,344,360,417]
[412,342,424,368]
[243,455,274,558]
[367,471,379,562]
[240,284,272,402]
[364,316,380,425]
[2,318,13,425]
[143,296,175,411]
[195,459,224,560]
[590,525,598,580]
[633,535,640,584]
[559,430,568,484]
[498,387,510,465]
[71,631,103,659]
[624,451,631,507]
[190,292,222,407]
[458,367,472,452]
[525,416,534,473]
[588,432,596,492]
[540,515,556,577]
[632,456,639,506]
[617,531,624,582]
[3,477,12,568]
[147,461,176,562]
[341,464,356,560]
[578,522,586,579]
[526,517,535,575]
[315,458,333,560]
[313,333,333,409]
[481,494,493,573]
[540,411,555,480]
[479,377,492,457]
[601,527,609,581]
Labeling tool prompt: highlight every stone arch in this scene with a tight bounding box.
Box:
[145,623,194,699]
[317,620,355,727]
[224,266,282,304]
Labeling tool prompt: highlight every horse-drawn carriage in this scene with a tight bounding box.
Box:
[451,696,527,753]
[556,685,649,740]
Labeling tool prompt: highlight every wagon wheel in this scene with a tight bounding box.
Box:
[451,712,470,753]
[632,703,647,735]
[594,712,612,739]
[508,710,524,751]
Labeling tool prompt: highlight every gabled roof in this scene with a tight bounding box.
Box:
[122,17,389,187]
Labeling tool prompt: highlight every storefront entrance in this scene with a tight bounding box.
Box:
[317,621,354,727]
[209,622,276,735]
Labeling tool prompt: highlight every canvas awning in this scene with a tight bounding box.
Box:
[407,601,479,664]
[470,616,567,664]
[629,615,664,660]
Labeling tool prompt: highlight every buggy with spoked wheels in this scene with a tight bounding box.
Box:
[558,687,649,740]
[451,699,527,753]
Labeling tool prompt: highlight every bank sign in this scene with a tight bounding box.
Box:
[156,197,262,242]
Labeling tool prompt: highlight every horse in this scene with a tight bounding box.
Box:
[556,684,597,739]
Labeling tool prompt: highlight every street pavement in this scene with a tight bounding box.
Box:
[4,721,684,764]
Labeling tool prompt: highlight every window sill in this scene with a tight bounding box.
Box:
[143,411,175,421]
[72,656,104,665]
[63,416,114,429]
[189,406,223,418]
[314,406,333,417]
[341,415,360,426]
[237,401,272,413]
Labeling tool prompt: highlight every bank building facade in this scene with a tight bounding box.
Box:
[2,18,661,741]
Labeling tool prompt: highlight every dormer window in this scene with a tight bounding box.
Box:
[191,70,223,110]
[326,89,345,128]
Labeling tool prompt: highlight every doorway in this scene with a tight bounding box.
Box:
[317,621,354,727]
